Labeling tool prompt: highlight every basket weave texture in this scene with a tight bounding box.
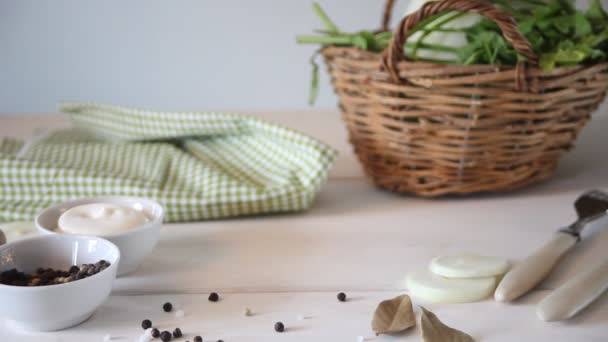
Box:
[322,0,608,196]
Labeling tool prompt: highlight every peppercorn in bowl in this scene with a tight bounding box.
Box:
[0,234,120,331]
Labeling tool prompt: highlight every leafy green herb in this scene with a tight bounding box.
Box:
[461,0,607,68]
[312,2,339,34]
[574,12,592,38]
[587,0,608,31]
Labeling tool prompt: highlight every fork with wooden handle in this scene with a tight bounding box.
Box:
[495,190,608,303]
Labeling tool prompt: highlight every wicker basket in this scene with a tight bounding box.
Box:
[322,0,608,196]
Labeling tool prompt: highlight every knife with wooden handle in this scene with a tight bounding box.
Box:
[537,259,608,321]
[495,190,608,303]
[495,232,577,302]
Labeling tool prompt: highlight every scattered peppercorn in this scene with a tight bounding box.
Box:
[337,292,347,302]
[208,292,219,302]
[274,322,285,333]
[151,328,160,338]
[163,302,173,312]
[141,319,152,330]
[217,340,224,342]
[194,336,203,342]
[173,328,183,338]
[160,330,172,342]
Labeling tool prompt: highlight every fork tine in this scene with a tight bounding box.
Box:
[575,190,608,219]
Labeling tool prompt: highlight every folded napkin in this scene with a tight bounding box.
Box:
[0,102,336,222]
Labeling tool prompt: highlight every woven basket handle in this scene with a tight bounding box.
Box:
[383,0,538,83]
[381,0,396,31]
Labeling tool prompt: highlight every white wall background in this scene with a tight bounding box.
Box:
[0,0,598,113]
[0,0,402,113]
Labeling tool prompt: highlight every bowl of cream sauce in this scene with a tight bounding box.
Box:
[35,197,164,276]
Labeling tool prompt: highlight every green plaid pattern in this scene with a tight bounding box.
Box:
[0,102,337,222]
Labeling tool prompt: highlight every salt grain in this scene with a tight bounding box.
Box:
[175,309,185,318]
[296,314,305,321]
[356,336,365,342]
[102,334,112,342]
[134,328,154,342]
[137,335,152,342]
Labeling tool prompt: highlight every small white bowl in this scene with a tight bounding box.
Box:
[36,196,164,276]
[0,234,120,331]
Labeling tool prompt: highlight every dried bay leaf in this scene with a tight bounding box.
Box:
[421,307,475,342]
[371,294,416,335]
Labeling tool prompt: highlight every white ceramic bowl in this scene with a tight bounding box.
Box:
[0,234,120,331]
[36,196,164,276]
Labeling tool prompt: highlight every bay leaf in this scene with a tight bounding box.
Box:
[421,307,475,342]
[371,294,415,335]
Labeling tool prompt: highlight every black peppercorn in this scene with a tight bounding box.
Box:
[208,292,219,302]
[337,292,347,302]
[194,336,203,342]
[274,321,285,332]
[163,302,173,312]
[75,271,85,280]
[173,328,183,338]
[0,262,109,287]
[160,330,172,342]
[217,340,224,342]
[151,328,160,338]
[141,319,152,330]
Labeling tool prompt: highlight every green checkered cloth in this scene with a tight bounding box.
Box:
[0,102,337,222]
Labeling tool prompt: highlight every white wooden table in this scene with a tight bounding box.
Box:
[1,108,607,342]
